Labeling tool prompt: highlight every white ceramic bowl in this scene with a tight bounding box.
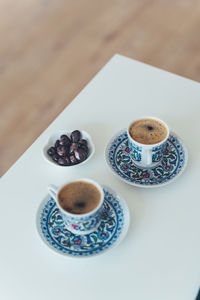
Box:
[43,130,95,167]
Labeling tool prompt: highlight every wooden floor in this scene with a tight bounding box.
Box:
[1,0,200,176]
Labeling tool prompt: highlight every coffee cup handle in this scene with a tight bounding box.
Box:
[48,184,58,200]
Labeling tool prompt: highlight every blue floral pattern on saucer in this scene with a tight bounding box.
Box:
[36,186,130,257]
[105,130,188,187]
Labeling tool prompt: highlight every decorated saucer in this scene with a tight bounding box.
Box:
[36,185,130,257]
[105,130,188,188]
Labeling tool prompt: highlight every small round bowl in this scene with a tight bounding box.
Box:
[43,130,95,167]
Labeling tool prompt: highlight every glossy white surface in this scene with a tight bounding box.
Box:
[1,54,200,300]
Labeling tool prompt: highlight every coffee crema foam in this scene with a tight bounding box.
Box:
[129,118,168,145]
[58,181,101,214]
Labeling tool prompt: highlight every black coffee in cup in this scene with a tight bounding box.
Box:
[58,181,101,214]
[129,118,168,145]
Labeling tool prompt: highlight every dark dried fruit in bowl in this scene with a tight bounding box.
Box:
[79,139,88,147]
[74,149,87,162]
[47,147,56,156]
[54,140,60,148]
[69,142,79,154]
[52,154,59,162]
[70,130,81,143]
[60,134,71,146]
[58,158,67,166]
[60,134,68,140]
[64,156,71,166]
[69,154,78,165]
[47,130,91,166]
[59,139,67,146]
[79,144,88,154]
[56,146,67,157]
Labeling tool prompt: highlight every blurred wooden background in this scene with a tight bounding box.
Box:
[1,0,200,176]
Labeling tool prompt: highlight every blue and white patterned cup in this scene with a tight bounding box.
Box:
[48,179,104,235]
[127,117,169,169]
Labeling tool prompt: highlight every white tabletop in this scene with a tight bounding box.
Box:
[1,54,200,300]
